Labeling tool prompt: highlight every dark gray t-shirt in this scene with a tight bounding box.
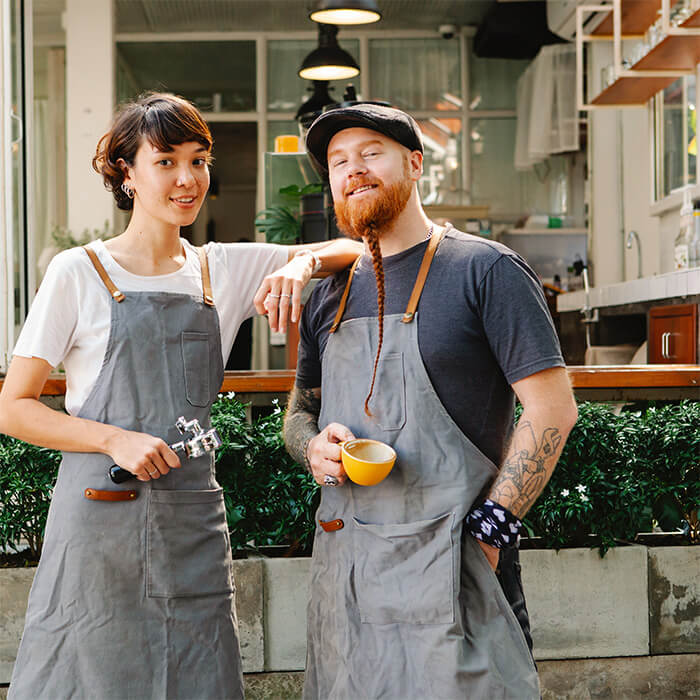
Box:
[296,228,565,467]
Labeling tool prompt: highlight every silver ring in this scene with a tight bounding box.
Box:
[147,470,158,476]
[280,293,291,298]
[267,293,280,299]
[323,475,339,487]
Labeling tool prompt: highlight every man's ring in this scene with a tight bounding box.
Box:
[324,475,339,487]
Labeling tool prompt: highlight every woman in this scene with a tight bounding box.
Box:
[0,92,360,699]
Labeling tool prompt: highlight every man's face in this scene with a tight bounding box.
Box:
[326,127,421,239]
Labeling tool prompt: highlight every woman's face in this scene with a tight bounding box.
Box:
[122,139,211,228]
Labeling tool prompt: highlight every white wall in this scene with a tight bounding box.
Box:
[65,0,114,236]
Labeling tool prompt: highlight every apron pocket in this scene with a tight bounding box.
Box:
[352,512,455,624]
[147,488,233,598]
[182,331,211,407]
[367,352,406,431]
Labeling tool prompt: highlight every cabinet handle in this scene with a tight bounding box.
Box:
[661,331,670,359]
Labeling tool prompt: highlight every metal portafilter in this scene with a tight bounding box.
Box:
[108,416,222,484]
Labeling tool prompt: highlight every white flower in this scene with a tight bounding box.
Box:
[227,391,236,399]
[575,484,587,493]
[580,494,589,502]
[561,489,570,497]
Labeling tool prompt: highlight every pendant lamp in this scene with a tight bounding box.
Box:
[309,0,381,25]
[298,24,359,81]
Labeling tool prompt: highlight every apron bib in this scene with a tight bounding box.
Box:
[304,231,539,700]
[9,248,243,700]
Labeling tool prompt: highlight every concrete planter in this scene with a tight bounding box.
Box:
[1,546,698,684]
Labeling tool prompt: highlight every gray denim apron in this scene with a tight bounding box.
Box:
[9,247,243,700]
[305,231,539,700]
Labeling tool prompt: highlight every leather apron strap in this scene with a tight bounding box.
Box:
[329,226,445,333]
[401,227,445,323]
[83,246,125,302]
[197,247,215,307]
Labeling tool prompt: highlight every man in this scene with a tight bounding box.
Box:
[284,104,578,700]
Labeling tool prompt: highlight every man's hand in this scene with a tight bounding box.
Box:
[476,539,500,571]
[307,422,355,487]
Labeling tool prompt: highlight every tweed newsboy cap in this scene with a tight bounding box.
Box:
[305,103,423,175]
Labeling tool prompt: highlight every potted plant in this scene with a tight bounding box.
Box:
[254,184,323,245]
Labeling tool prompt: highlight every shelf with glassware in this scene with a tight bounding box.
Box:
[576,0,700,109]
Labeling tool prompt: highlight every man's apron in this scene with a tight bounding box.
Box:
[305,231,539,700]
[9,248,243,700]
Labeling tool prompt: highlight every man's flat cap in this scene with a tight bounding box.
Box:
[305,103,423,175]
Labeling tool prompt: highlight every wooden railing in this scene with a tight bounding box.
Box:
[14,365,700,396]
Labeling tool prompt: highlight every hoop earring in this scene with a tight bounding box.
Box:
[121,182,134,199]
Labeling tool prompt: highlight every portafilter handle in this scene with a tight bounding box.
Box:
[108,417,222,484]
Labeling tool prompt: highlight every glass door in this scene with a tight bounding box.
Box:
[1,0,30,372]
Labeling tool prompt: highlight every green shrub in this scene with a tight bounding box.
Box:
[0,435,60,560]
[524,403,654,554]
[634,400,700,543]
[211,394,318,554]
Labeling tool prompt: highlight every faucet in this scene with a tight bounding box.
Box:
[626,230,642,279]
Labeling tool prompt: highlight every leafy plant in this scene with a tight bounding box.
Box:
[51,220,114,250]
[634,400,700,543]
[0,435,60,561]
[524,403,654,554]
[254,183,323,245]
[211,394,319,554]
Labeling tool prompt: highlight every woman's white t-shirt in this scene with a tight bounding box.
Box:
[13,239,288,416]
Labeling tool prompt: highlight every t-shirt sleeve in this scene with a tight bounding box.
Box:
[12,250,80,368]
[478,254,565,385]
[295,283,325,389]
[210,242,289,321]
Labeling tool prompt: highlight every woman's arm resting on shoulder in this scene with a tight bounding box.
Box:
[254,238,362,333]
[477,366,578,568]
[0,356,181,481]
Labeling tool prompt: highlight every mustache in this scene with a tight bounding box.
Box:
[343,177,382,198]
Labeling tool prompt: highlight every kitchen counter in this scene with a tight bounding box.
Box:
[557,269,700,313]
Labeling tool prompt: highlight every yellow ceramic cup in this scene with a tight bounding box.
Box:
[340,438,396,486]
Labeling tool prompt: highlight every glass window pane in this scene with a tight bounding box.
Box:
[468,43,528,111]
[369,38,461,111]
[416,117,464,205]
[268,39,359,113]
[116,42,256,112]
[661,78,685,196]
[688,73,696,185]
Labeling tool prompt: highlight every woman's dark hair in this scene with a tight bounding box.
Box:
[92,92,213,210]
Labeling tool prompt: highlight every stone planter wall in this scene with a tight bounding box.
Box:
[1,546,698,684]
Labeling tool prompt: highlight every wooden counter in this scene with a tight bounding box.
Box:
[12,365,699,396]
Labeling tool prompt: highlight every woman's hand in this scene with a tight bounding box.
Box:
[105,428,182,482]
[254,253,314,333]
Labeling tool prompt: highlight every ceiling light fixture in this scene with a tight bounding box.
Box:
[298,24,360,81]
[310,0,381,26]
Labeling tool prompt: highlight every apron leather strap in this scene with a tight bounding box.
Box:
[84,488,138,501]
[329,256,362,334]
[83,246,125,302]
[402,227,445,324]
[197,247,215,307]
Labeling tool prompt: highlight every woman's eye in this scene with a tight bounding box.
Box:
[193,158,208,166]
[158,159,172,166]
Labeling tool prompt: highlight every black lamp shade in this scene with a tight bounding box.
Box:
[299,24,360,81]
[310,0,381,25]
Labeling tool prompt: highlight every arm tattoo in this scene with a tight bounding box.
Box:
[490,420,562,519]
[284,384,321,470]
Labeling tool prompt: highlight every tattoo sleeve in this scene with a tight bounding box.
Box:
[284,383,322,470]
[489,418,564,519]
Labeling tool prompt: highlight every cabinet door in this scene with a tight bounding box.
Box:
[648,304,698,364]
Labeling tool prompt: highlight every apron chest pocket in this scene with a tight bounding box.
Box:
[182,331,211,407]
[352,512,455,625]
[367,352,406,432]
[147,489,233,598]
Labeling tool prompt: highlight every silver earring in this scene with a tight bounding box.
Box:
[121,182,134,199]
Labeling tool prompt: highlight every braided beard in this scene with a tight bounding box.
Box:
[333,166,413,417]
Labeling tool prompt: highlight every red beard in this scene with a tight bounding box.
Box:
[334,172,413,241]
